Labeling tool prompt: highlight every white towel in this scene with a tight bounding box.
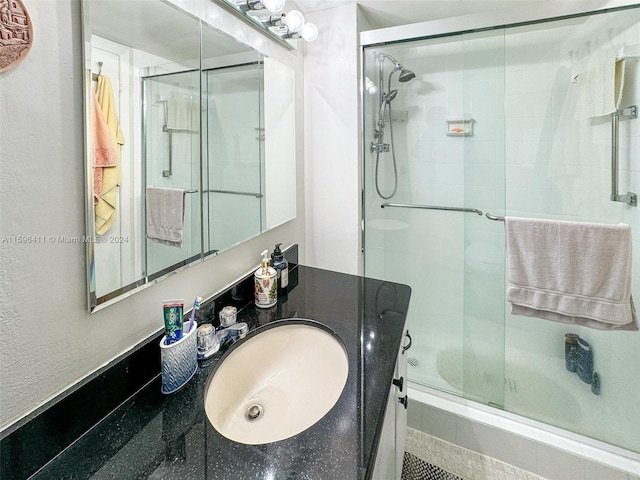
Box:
[505,217,638,331]
[146,187,185,247]
[575,51,625,119]
[166,95,199,132]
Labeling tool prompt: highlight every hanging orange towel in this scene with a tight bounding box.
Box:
[94,75,124,235]
[91,93,117,202]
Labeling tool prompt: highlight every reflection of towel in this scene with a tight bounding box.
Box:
[146,187,185,247]
[506,217,638,331]
[95,75,125,234]
[575,52,625,119]
[91,93,117,201]
[166,95,199,132]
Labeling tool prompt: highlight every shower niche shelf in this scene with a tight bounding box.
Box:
[446,116,474,136]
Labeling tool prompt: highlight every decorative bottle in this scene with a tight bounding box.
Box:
[254,250,277,308]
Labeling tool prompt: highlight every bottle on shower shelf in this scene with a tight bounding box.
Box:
[564,333,579,372]
[576,338,594,384]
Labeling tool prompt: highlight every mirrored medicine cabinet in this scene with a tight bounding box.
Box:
[82,0,296,312]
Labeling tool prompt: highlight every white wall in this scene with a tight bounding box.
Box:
[0,0,305,431]
[303,4,363,275]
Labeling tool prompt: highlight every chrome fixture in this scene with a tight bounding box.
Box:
[261,10,318,42]
[235,0,285,13]
[381,203,483,216]
[610,105,637,206]
[372,53,415,199]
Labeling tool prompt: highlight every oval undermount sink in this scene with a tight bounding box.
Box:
[204,321,349,445]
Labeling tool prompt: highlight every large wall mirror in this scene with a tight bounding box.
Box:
[82,0,296,312]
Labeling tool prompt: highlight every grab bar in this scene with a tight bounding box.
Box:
[610,106,637,206]
[205,189,263,198]
[381,203,483,215]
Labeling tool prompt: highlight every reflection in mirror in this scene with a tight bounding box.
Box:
[202,51,264,255]
[84,0,296,313]
[84,0,203,310]
[143,69,201,279]
[263,56,296,229]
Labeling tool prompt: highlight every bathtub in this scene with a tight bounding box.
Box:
[408,382,640,478]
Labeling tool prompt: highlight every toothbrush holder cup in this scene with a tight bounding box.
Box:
[160,322,198,394]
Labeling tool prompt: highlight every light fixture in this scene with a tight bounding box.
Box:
[236,0,285,13]
[282,9,304,33]
[299,22,318,42]
[257,6,320,43]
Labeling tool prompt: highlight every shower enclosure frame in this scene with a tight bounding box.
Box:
[360,0,640,474]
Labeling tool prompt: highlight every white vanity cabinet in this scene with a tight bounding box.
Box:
[372,328,411,480]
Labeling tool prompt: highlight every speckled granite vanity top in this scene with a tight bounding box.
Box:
[1,265,411,480]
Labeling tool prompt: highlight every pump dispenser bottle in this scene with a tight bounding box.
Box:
[271,243,289,296]
[254,249,277,308]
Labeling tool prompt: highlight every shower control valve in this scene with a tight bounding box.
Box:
[370,142,390,153]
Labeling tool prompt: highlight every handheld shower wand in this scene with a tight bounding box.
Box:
[372,53,415,199]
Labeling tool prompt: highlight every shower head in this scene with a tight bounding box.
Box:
[377,89,398,128]
[398,68,415,82]
[384,89,398,103]
[379,52,416,91]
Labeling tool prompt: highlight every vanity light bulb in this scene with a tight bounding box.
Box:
[283,9,305,33]
[300,22,318,42]
[261,0,285,13]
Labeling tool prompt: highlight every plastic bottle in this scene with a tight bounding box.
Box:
[564,333,579,372]
[254,250,277,308]
[271,243,289,296]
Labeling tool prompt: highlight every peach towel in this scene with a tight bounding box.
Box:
[91,93,117,202]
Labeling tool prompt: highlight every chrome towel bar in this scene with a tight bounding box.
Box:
[610,106,637,206]
[380,203,483,215]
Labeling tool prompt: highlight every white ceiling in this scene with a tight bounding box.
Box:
[291,0,546,30]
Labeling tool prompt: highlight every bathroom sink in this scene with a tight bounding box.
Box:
[204,321,349,445]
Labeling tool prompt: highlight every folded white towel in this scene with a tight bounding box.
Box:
[506,217,638,331]
[146,186,185,248]
[575,51,625,119]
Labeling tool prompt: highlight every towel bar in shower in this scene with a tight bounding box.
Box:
[205,189,263,198]
[611,106,638,207]
[380,203,483,215]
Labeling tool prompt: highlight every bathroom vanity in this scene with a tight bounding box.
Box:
[1,263,411,479]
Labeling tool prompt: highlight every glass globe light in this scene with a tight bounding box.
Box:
[300,22,318,42]
[283,10,305,33]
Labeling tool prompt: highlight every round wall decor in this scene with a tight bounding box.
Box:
[0,0,33,73]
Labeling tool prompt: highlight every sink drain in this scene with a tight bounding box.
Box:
[245,404,264,421]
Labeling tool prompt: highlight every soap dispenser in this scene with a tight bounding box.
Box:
[254,249,277,308]
[271,243,289,296]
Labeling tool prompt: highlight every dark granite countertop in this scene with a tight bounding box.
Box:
[2,265,411,480]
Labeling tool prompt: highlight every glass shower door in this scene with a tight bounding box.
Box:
[460,29,507,408]
[143,70,202,280]
[203,62,263,255]
[363,30,507,406]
